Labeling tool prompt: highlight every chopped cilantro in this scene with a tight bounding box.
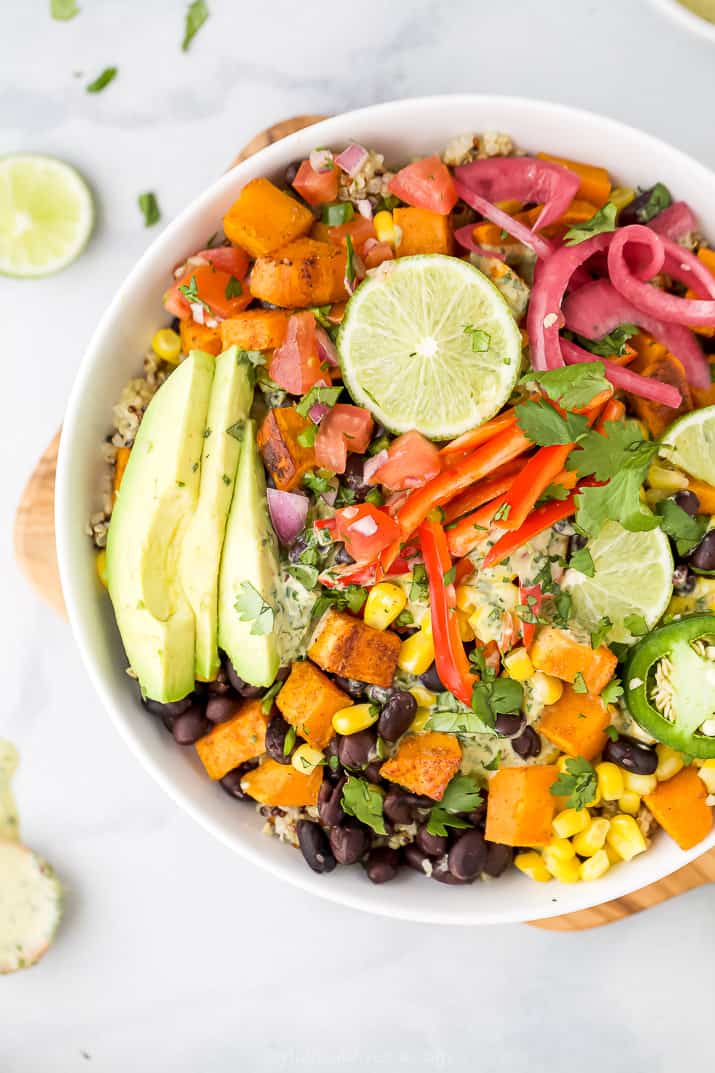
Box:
[443,565,457,586]
[138,191,160,227]
[51,0,79,19]
[313,584,367,619]
[364,487,384,506]
[181,0,209,51]
[564,202,617,245]
[572,671,588,694]
[515,398,590,447]
[297,425,316,448]
[234,581,275,636]
[345,234,356,288]
[522,362,610,411]
[570,546,594,577]
[427,774,483,836]
[632,183,672,224]
[286,562,319,590]
[656,498,708,557]
[296,384,343,418]
[302,470,335,495]
[462,324,491,352]
[261,680,283,715]
[86,66,117,93]
[569,324,638,358]
[601,677,624,705]
[536,482,571,507]
[623,613,648,636]
[224,275,243,300]
[409,563,429,603]
[604,725,620,742]
[550,756,598,810]
[341,776,386,834]
[590,616,612,649]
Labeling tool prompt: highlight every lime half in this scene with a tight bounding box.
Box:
[563,521,673,646]
[0,154,94,277]
[660,404,715,485]
[337,255,521,439]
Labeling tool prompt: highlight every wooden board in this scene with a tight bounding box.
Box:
[14,113,714,930]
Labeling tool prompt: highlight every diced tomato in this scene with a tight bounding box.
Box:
[372,430,442,490]
[363,240,394,269]
[327,216,376,251]
[388,155,457,215]
[268,312,327,395]
[163,255,251,322]
[333,503,401,561]
[194,246,250,276]
[518,584,543,649]
[292,160,340,206]
[314,404,373,473]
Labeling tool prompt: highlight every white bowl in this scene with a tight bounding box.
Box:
[650,0,715,43]
[56,96,715,925]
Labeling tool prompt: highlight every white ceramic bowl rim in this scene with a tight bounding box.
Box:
[56,95,715,925]
[650,0,715,43]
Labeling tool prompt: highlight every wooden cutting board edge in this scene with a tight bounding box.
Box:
[14,112,715,931]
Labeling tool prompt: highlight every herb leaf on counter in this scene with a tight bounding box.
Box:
[181,0,209,51]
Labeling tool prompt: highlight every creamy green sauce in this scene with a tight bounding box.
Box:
[677,0,715,24]
[273,569,319,665]
[0,740,20,842]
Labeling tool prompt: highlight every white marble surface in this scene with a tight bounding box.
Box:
[2,1,715,1068]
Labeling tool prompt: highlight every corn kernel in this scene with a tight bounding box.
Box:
[397,629,435,676]
[596,762,625,802]
[544,837,576,863]
[409,685,436,708]
[96,548,108,588]
[624,771,657,796]
[646,463,688,493]
[514,851,552,882]
[152,327,182,364]
[605,843,621,865]
[332,703,379,736]
[698,760,715,795]
[363,582,407,631]
[610,186,636,213]
[419,610,432,636]
[503,647,535,682]
[529,671,564,707]
[607,814,647,861]
[655,744,684,782]
[457,609,475,642]
[543,852,581,883]
[552,807,590,838]
[455,583,478,613]
[580,848,611,881]
[618,791,641,816]
[573,817,610,857]
[374,210,396,245]
[291,743,324,775]
[410,707,432,734]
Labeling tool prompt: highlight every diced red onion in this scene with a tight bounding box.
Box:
[321,487,338,508]
[453,224,506,260]
[356,198,373,219]
[350,514,378,537]
[563,278,710,388]
[454,179,554,260]
[455,156,580,230]
[648,201,698,242]
[309,148,334,173]
[267,488,309,546]
[309,402,330,424]
[362,450,389,483]
[316,327,339,368]
[561,338,682,408]
[335,143,369,178]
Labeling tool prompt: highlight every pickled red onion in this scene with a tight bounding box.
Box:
[648,201,698,242]
[454,157,580,230]
[454,179,554,260]
[560,338,682,408]
[335,143,368,178]
[453,224,506,260]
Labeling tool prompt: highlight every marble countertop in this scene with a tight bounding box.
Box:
[2,1,715,1069]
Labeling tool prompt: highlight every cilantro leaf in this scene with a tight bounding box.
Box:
[297,426,316,448]
[178,273,211,311]
[345,234,356,288]
[138,191,161,227]
[286,562,319,590]
[570,324,638,358]
[656,498,708,557]
[296,385,342,418]
[312,584,367,619]
[515,399,590,447]
[564,202,617,245]
[590,616,612,649]
[224,275,243,300]
[550,757,598,810]
[181,0,209,51]
[601,677,624,705]
[87,66,117,93]
[471,676,523,730]
[51,0,79,19]
[234,581,275,636]
[302,470,335,495]
[604,724,620,742]
[569,546,594,577]
[443,565,457,586]
[426,693,496,736]
[409,563,429,603]
[463,324,491,352]
[623,613,648,637]
[632,183,672,224]
[575,469,659,538]
[567,419,647,481]
[426,809,471,837]
[427,775,483,836]
[536,482,571,507]
[341,776,386,834]
[522,362,610,411]
[572,671,588,694]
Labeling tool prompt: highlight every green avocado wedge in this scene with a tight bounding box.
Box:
[217,418,280,687]
[180,347,255,683]
[106,350,214,702]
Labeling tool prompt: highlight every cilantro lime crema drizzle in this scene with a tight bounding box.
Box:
[0,740,20,842]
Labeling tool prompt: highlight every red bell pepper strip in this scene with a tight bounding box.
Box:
[419,518,475,706]
[518,584,543,649]
[439,409,517,458]
[499,444,573,531]
[595,397,625,430]
[482,492,579,569]
[443,459,523,523]
[445,492,511,560]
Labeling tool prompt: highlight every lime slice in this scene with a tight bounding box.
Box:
[0,154,94,277]
[660,405,715,485]
[563,521,673,645]
[337,254,521,439]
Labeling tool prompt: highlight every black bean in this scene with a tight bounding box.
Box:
[619,185,668,227]
[287,536,309,564]
[415,825,448,858]
[219,760,259,800]
[275,666,291,683]
[207,668,232,696]
[296,821,337,874]
[603,737,657,775]
[171,705,210,745]
[674,489,700,516]
[448,829,487,881]
[512,725,542,759]
[363,761,384,785]
[404,843,431,873]
[329,821,370,865]
[333,675,367,699]
[568,533,588,555]
[465,799,487,827]
[483,842,513,878]
[378,691,417,742]
[284,160,302,186]
[431,858,469,884]
[205,695,241,724]
[495,713,525,738]
[552,518,575,535]
[384,791,413,825]
[224,660,263,698]
[689,530,715,573]
[334,544,356,565]
[337,728,376,769]
[672,564,696,594]
[419,662,445,693]
[144,695,194,721]
[365,846,400,884]
[318,775,346,827]
[265,713,296,765]
[365,684,396,705]
[342,453,370,499]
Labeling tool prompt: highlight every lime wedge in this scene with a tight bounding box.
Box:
[337,254,521,439]
[661,404,715,485]
[0,154,94,277]
[563,521,673,646]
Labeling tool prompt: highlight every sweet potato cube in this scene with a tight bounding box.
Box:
[394,207,454,256]
[249,238,347,308]
[485,765,559,847]
[223,178,313,259]
[538,686,611,760]
[257,406,316,491]
[644,767,713,850]
[180,319,222,356]
[195,698,267,781]
[379,732,461,801]
[530,627,617,696]
[276,661,350,748]
[241,758,322,807]
[308,609,401,688]
[220,309,290,352]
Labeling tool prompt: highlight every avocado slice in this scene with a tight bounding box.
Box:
[218,418,280,686]
[180,347,254,683]
[106,351,214,702]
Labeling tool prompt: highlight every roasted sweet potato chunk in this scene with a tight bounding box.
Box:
[241,758,322,807]
[393,207,454,256]
[249,238,347,308]
[538,686,611,760]
[379,733,462,801]
[257,406,316,491]
[195,698,267,781]
[530,627,617,696]
[220,309,290,352]
[223,178,313,258]
[179,319,222,356]
[308,609,401,688]
[276,661,350,748]
[645,767,713,850]
[485,765,559,847]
